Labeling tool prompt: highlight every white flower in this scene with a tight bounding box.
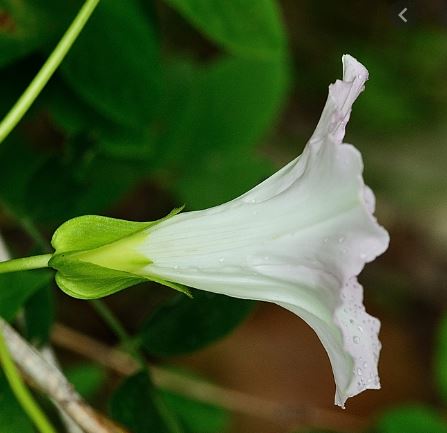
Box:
[135,54,389,407]
[49,54,389,407]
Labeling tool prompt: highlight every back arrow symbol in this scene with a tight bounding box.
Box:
[399,7,408,22]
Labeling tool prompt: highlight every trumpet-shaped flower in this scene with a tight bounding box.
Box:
[49,54,389,407]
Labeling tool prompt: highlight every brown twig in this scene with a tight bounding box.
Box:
[40,346,85,433]
[52,323,368,433]
[0,318,129,433]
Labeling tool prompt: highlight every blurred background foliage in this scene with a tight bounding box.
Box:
[0,0,446,432]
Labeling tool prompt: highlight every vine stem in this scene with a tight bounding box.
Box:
[0,254,52,274]
[89,301,183,433]
[0,327,57,433]
[90,300,145,367]
[0,0,100,144]
[90,300,129,344]
[20,216,53,253]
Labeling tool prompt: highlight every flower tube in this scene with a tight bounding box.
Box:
[49,54,389,407]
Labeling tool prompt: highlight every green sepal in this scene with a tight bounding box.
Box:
[49,208,191,299]
[50,254,147,299]
[51,208,183,252]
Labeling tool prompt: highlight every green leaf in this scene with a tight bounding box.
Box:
[25,155,82,223]
[65,363,106,401]
[98,126,154,161]
[61,0,161,129]
[164,0,286,59]
[0,269,52,322]
[46,78,102,135]
[177,149,272,209]
[183,57,288,155]
[47,79,154,161]
[22,150,151,224]
[23,286,54,347]
[0,0,76,68]
[156,56,288,208]
[435,314,447,403]
[0,372,34,433]
[0,58,42,121]
[28,78,156,220]
[109,372,180,433]
[73,157,151,218]
[0,137,45,217]
[161,389,230,433]
[376,405,447,433]
[140,290,254,356]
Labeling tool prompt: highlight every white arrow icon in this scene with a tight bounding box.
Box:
[398,7,408,22]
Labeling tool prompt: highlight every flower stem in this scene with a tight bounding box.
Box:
[19,216,52,253]
[0,328,57,433]
[89,302,182,432]
[0,254,52,274]
[0,0,100,144]
[90,299,130,345]
[90,300,145,367]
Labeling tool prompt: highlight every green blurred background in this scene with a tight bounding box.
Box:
[0,1,446,432]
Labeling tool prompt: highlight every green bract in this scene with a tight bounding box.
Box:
[48,209,191,299]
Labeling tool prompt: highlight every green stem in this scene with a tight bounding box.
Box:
[90,299,130,344]
[0,329,57,433]
[90,301,183,433]
[0,254,52,274]
[0,0,100,144]
[90,300,145,366]
[20,217,52,253]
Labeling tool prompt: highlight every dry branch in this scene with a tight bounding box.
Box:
[52,322,368,433]
[0,318,128,433]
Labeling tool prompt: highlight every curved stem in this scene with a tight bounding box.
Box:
[0,0,100,144]
[20,217,53,253]
[90,300,145,367]
[89,301,182,432]
[0,328,57,433]
[90,300,130,344]
[0,254,52,274]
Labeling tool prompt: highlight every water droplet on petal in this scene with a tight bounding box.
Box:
[353,336,360,344]
[338,236,345,243]
[218,258,225,264]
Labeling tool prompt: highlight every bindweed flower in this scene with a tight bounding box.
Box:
[49,54,389,407]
